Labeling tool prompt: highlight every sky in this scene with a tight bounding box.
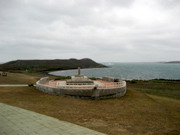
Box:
[0,0,180,63]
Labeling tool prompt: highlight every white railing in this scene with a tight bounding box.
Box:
[65,83,94,85]
[56,83,95,89]
[56,81,126,90]
[97,81,126,89]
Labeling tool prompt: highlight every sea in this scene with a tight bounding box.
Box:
[49,62,180,80]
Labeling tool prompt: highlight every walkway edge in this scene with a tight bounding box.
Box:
[0,103,107,135]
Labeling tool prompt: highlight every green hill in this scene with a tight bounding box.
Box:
[0,58,106,72]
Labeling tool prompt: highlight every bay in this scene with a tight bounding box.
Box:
[49,62,180,80]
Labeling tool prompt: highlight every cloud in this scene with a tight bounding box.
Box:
[0,0,180,62]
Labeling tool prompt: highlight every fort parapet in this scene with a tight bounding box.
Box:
[36,68,127,99]
[36,77,126,99]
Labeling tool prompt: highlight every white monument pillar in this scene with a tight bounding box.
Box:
[78,67,80,75]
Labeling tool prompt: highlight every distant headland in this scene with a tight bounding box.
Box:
[0,58,106,72]
[164,61,180,64]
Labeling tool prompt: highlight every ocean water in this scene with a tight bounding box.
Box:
[49,62,180,80]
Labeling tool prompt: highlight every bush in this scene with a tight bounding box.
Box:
[54,76,71,80]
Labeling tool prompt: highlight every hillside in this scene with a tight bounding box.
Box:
[0,58,106,72]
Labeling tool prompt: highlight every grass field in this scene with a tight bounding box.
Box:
[0,73,180,135]
[127,80,180,99]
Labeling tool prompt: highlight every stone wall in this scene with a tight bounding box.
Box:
[36,77,127,99]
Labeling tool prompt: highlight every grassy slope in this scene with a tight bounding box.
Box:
[0,73,180,135]
[0,72,57,84]
[127,80,180,99]
[0,73,38,84]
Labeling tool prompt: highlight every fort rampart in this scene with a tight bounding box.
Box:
[36,77,127,99]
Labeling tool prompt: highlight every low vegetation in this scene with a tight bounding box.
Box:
[0,73,179,135]
[127,80,180,99]
[54,76,71,80]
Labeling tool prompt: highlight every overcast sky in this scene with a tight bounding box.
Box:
[0,0,180,62]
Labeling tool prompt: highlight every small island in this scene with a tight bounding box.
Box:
[165,61,180,64]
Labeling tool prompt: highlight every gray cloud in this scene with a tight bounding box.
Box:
[0,0,180,62]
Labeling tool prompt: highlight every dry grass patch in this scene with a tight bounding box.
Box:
[0,73,39,84]
[0,73,180,135]
[0,86,179,135]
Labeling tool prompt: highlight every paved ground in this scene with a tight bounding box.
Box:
[44,80,121,89]
[0,103,106,135]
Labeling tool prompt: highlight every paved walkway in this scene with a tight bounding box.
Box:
[0,103,106,135]
[0,84,28,87]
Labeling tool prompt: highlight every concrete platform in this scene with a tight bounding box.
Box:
[0,103,106,135]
